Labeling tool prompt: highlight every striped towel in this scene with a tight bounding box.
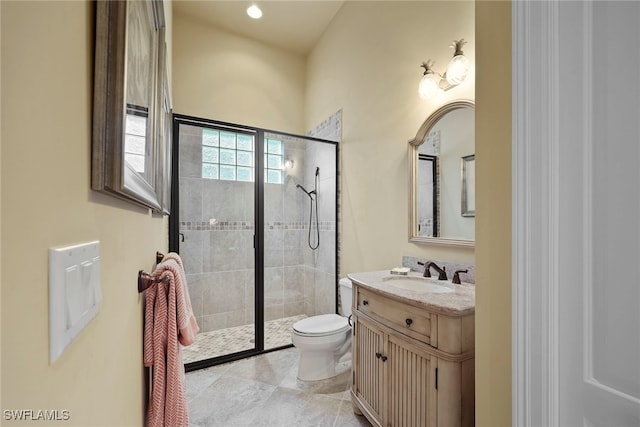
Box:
[143,254,199,427]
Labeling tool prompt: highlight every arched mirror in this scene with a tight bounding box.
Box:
[409,100,475,247]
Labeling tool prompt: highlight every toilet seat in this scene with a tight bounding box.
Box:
[292,314,350,337]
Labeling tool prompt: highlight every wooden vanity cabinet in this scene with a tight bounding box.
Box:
[351,283,475,427]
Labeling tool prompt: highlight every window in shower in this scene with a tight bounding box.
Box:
[264,138,283,184]
[201,128,254,182]
[201,129,284,184]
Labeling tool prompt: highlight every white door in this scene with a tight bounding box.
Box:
[514,1,640,426]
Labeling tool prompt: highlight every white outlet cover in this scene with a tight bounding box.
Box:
[49,241,101,363]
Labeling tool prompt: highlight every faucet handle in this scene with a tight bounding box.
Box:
[452,269,468,284]
[438,266,448,281]
[417,261,431,277]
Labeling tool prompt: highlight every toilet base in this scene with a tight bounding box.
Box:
[296,350,351,381]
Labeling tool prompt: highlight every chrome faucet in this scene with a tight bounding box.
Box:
[417,261,448,280]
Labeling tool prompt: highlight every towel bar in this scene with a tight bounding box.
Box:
[138,270,170,293]
[137,251,168,293]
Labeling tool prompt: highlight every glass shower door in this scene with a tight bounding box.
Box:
[263,132,337,351]
[173,118,257,366]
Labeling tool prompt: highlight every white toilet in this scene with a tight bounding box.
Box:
[291,278,353,381]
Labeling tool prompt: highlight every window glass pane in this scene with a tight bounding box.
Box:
[202,129,219,146]
[237,134,253,151]
[267,139,282,154]
[126,114,146,136]
[220,165,236,181]
[199,127,285,185]
[237,167,253,182]
[267,169,282,184]
[202,163,218,179]
[237,151,253,167]
[220,131,236,149]
[125,153,145,173]
[202,146,219,163]
[267,154,282,169]
[220,148,236,165]
[125,134,146,155]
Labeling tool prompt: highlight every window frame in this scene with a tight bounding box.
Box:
[201,128,284,184]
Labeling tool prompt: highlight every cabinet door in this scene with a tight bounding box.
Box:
[387,333,437,427]
[353,314,386,422]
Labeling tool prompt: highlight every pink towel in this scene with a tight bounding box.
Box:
[143,254,199,427]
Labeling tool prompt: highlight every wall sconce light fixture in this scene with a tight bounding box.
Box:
[419,39,470,99]
[283,159,294,170]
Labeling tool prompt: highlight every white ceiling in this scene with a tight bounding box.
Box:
[172,1,345,55]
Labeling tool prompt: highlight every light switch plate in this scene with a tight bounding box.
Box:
[49,241,101,363]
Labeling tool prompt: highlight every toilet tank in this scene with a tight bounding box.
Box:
[338,278,353,317]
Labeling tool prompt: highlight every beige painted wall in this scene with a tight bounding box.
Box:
[475,1,512,426]
[1,1,169,425]
[305,1,476,275]
[172,12,306,134]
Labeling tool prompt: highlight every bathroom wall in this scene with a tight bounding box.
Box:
[1,1,171,425]
[305,1,476,277]
[475,2,512,426]
[172,11,306,134]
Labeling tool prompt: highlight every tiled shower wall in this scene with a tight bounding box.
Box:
[305,110,341,316]
[178,118,340,333]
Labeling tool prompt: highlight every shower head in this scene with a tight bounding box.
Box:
[296,184,315,198]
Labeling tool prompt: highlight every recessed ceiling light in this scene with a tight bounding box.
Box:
[247,5,262,19]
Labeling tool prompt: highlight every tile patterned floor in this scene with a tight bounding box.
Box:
[186,347,372,427]
[183,315,307,364]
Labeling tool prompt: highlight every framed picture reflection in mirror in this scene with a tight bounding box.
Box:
[461,154,475,217]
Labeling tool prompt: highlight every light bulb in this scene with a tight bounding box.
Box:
[247,5,262,19]
[446,54,470,85]
[418,73,441,99]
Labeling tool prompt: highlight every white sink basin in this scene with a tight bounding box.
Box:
[382,276,455,293]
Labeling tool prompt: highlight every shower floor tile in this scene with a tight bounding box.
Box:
[182,315,307,364]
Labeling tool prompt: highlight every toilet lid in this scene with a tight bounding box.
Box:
[293,314,350,336]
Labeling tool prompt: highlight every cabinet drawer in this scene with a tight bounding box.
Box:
[357,287,437,347]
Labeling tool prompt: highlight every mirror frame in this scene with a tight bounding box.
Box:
[408,99,475,247]
[92,0,169,213]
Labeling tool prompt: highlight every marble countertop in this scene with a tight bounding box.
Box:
[348,270,475,316]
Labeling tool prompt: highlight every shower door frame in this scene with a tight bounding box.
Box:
[170,113,339,372]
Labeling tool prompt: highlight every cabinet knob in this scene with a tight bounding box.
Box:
[362,300,369,306]
[381,355,388,362]
[405,318,413,327]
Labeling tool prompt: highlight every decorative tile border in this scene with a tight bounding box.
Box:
[180,221,253,231]
[180,221,336,231]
